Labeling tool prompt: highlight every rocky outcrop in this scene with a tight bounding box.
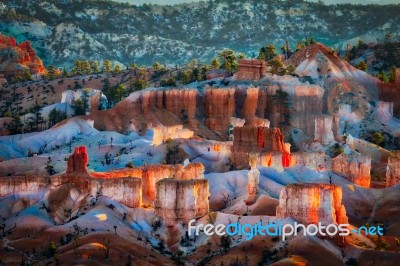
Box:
[204,88,236,132]
[232,126,290,169]
[236,59,266,80]
[66,146,89,174]
[0,34,45,77]
[276,183,348,225]
[332,153,371,187]
[155,178,209,226]
[100,178,142,208]
[314,115,335,144]
[386,153,400,187]
[0,176,48,197]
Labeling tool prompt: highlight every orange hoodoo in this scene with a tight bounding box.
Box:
[66,146,89,174]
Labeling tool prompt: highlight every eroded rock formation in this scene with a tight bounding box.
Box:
[232,126,290,169]
[66,146,89,174]
[332,153,371,187]
[290,152,331,171]
[236,59,266,80]
[276,183,348,225]
[266,82,324,138]
[386,153,400,187]
[314,115,335,144]
[204,88,236,132]
[0,34,46,77]
[0,176,48,197]
[101,178,142,207]
[245,154,260,205]
[155,178,209,226]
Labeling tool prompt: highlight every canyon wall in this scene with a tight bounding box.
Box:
[332,153,371,187]
[276,183,348,225]
[266,83,325,138]
[0,175,48,197]
[232,126,290,169]
[204,88,236,132]
[100,178,142,208]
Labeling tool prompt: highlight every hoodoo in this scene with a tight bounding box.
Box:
[276,183,348,226]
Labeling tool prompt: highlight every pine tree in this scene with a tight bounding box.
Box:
[103,60,112,72]
[113,65,121,74]
[61,67,69,78]
[6,116,23,134]
[91,61,100,73]
[258,44,277,61]
[211,57,220,69]
[378,71,388,83]
[115,84,126,101]
[357,61,368,72]
[390,66,397,83]
[219,49,238,73]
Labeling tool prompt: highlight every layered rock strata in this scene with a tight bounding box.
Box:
[236,59,266,80]
[332,153,371,187]
[204,88,235,132]
[154,178,209,226]
[266,83,325,138]
[276,183,348,225]
[232,126,291,169]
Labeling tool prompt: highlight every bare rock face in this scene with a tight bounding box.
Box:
[164,89,198,127]
[332,153,371,187]
[204,88,236,132]
[290,152,331,171]
[66,146,89,174]
[155,179,209,226]
[314,115,335,145]
[142,165,176,205]
[100,178,142,208]
[152,125,194,146]
[232,126,290,169]
[0,176,48,197]
[386,153,400,187]
[252,151,286,172]
[377,101,394,124]
[276,183,348,225]
[266,83,324,138]
[236,59,266,80]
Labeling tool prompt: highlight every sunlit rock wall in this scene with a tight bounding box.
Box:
[232,126,290,169]
[100,178,142,208]
[204,88,236,131]
[332,153,371,187]
[155,178,209,226]
[276,183,348,225]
